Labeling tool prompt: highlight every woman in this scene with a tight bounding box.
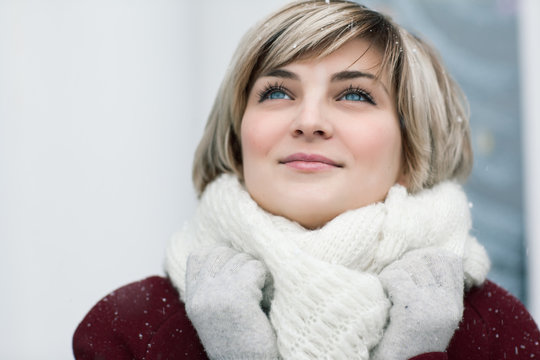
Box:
[73,1,540,359]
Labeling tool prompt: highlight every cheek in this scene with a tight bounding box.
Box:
[240,112,266,159]
[241,109,287,159]
[346,119,402,167]
[240,111,280,182]
[240,110,282,209]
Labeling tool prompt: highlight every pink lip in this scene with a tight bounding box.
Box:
[279,153,342,171]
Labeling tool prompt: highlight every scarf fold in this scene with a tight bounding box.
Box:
[165,174,490,359]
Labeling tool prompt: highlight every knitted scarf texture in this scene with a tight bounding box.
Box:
[165,174,490,359]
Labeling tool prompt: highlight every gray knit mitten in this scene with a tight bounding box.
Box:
[370,247,464,360]
[185,246,278,360]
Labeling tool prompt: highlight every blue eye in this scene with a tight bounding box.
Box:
[267,90,290,100]
[257,83,293,103]
[338,87,375,104]
[342,93,365,101]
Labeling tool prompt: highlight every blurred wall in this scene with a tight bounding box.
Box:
[0,0,537,359]
[0,1,287,359]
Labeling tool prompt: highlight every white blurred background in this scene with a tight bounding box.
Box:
[0,0,538,359]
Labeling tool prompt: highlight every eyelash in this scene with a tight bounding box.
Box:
[337,86,376,105]
[257,82,291,103]
[256,82,376,105]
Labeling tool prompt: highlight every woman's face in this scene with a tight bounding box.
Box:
[241,38,406,229]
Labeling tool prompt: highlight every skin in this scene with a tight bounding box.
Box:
[241,38,407,229]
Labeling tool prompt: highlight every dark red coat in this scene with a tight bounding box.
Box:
[73,276,540,359]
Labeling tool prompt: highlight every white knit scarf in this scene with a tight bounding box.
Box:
[165,174,490,360]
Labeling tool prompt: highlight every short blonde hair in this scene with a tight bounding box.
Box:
[192,0,472,195]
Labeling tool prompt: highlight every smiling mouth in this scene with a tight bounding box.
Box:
[279,153,343,170]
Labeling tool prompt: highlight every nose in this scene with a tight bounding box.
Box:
[290,102,333,140]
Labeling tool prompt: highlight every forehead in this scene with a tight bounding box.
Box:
[300,38,382,71]
[258,38,388,86]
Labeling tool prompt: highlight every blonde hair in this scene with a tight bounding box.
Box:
[192,0,472,195]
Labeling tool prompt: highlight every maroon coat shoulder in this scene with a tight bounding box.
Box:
[73,276,207,360]
[446,280,540,359]
[73,277,540,360]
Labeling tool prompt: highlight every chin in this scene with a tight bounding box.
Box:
[281,208,339,230]
[251,187,345,229]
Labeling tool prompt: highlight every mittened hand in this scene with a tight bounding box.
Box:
[370,248,464,360]
[185,246,279,360]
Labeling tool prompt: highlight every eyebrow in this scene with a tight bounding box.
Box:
[330,70,376,82]
[262,69,299,80]
[262,69,375,82]
[332,70,389,95]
